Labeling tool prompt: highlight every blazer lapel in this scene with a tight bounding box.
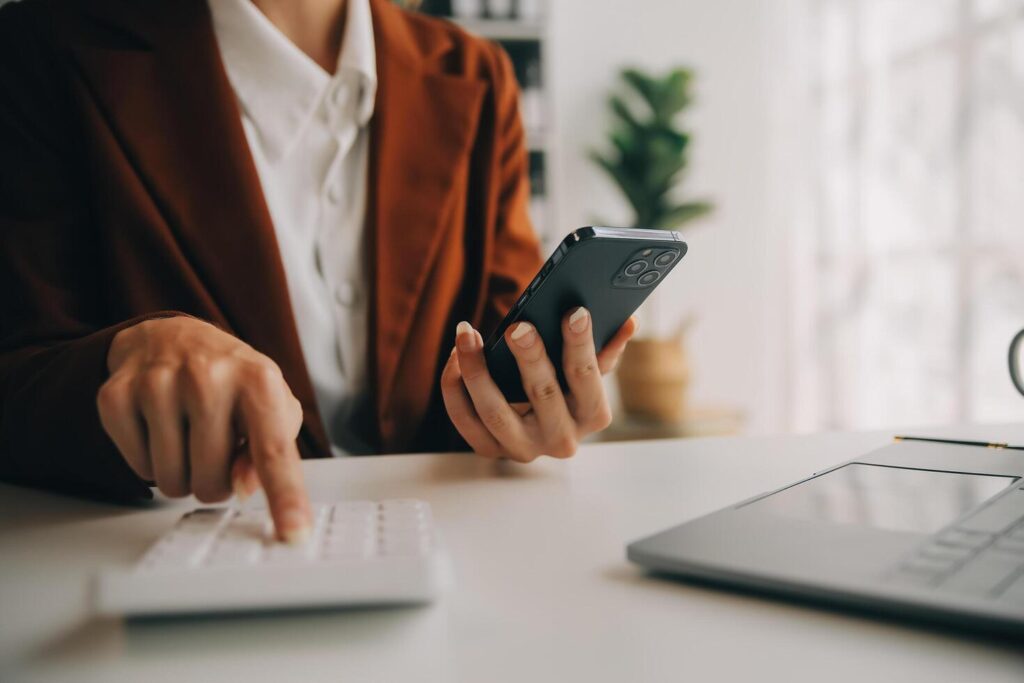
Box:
[68,0,330,456]
[368,1,486,445]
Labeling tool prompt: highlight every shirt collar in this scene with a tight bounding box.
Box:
[209,0,378,161]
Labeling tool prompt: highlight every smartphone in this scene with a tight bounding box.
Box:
[484,226,687,403]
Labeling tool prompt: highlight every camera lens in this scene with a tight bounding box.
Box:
[624,260,648,276]
[638,270,660,286]
[654,251,678,267]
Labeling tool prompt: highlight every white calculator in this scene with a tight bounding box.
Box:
[94,499,448,617]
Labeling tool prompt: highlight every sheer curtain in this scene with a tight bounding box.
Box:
[769,0,1024,431]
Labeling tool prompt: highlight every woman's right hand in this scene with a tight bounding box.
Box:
[97,317,312,543]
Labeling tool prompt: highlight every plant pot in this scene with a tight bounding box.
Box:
[615,335,690,424]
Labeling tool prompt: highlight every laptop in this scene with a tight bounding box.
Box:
[627,440,1024,636]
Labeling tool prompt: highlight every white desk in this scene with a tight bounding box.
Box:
[2,426,1023,682]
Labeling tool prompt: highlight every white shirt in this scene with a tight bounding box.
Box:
[208,0,377,455]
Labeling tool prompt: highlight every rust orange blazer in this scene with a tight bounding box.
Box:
[0,0,542,502]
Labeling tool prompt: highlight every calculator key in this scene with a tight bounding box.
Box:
[262,543,315,564]
[381,500,427,514]
[382,539,431,557]
[324,531,372,548]
[381,514,428,531]
[207,542,261,567]
[332,501,378,518]
[326,519,372,536]
[140,545,205,571]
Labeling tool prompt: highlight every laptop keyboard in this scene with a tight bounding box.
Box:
[892,488,1024,602]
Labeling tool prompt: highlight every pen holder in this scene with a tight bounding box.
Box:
[615,336,690,423]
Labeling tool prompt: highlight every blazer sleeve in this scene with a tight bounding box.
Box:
[0,3,172,502]
[478,43,544,335]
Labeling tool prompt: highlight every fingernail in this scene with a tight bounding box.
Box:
[280,509,310,546]
[569,307,590,333]
[456,321,477,351]
[510,321,536,348]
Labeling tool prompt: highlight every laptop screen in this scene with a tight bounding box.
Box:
[744,463,1017,534]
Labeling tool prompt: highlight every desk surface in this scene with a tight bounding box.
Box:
[2,425,1024,682]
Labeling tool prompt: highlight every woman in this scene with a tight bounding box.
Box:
[0,0,635,542]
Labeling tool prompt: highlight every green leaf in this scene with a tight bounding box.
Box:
[589,151,646,221]
[653,201,713,229]
[660,69,693,116]
[620,68,659,115]
[590,65,712,231]
[609,95,641,132]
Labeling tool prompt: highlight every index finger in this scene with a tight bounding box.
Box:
[236,366,311,544]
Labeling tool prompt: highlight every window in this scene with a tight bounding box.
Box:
[781,0,1024,430]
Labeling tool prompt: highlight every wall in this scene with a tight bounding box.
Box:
[547,0,780,432]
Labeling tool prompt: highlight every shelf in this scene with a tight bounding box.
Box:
[450,18,544,41]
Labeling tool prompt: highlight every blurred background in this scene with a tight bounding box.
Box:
[420,0,1024,439]
[4,0,1019,438]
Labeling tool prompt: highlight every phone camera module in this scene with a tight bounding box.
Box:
[638,270,661,286]
[624,260,648,276]
[654,251,678,267]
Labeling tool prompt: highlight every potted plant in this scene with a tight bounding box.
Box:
[590,67,712,424]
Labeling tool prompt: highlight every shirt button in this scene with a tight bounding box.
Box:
[327,183,341,205]
[334,281,357,306]
[332,82,350,107]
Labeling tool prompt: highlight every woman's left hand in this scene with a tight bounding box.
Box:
[440,307,637,462]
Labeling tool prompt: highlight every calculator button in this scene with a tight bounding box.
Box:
[332,502,377,521]
[381,500,427,514]
[207,541,261,567]
[382,537,431,557]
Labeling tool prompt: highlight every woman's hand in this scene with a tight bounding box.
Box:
[97,317,311,543]
[441,308,637,461]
